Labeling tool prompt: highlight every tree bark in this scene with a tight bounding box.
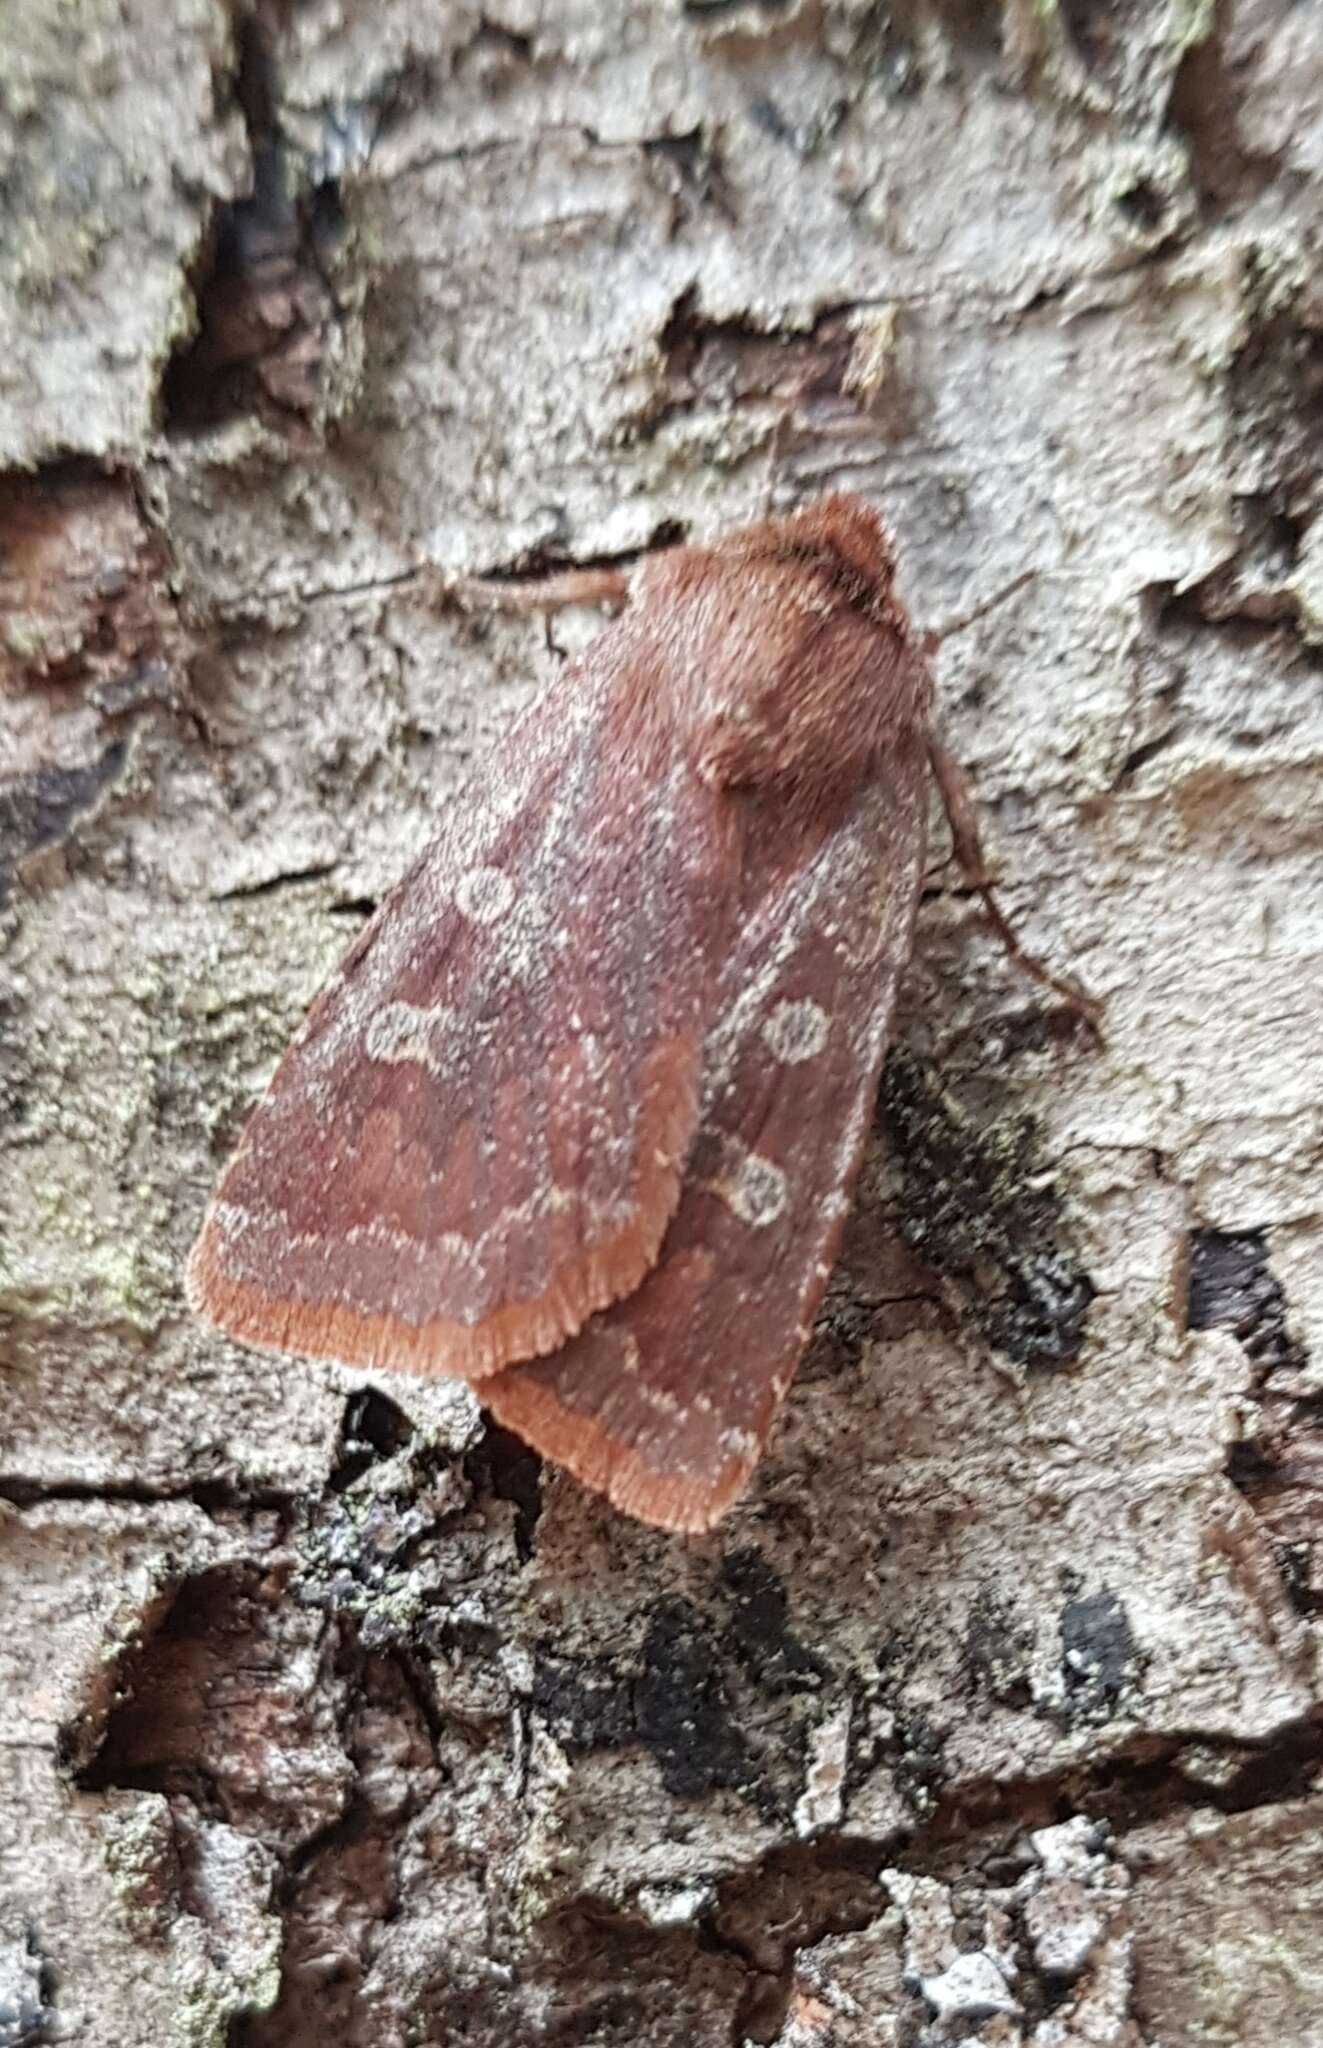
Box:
[3,3,1322,2044]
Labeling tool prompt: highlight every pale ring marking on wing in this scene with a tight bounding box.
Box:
[454,865,517,924]
[710,1143,789,1228]
[761,997,830,1064]
[363,1000,455,1070]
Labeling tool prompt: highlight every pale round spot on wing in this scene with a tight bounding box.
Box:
[762,997,829,1065]
[580,1031,607,1079]
[455,865,516,924]
[364,1000,444,1065]
[717,1147,789,1228]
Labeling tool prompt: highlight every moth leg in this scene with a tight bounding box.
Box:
[927,732,1103,1034]
[448,566,632,615]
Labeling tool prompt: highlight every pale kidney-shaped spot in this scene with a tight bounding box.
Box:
[718,1147,789,1228]
[364,1000,449,1068]
[762,997,829,1064]
[455,865,516,925]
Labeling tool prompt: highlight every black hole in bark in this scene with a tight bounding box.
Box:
[682,0,794,15]
[162,19,342,431]
[1115,179,1165,229]
[1056,0,1114,69]
[1187,1229,1303,1378]
[468,1423,543,1559]
[331,1389,414,1491]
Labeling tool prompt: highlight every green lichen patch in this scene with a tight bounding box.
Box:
[0,878,347,1334]
[100,1795,180,1936]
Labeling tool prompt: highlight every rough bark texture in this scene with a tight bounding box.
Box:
[2,4,1321,2045]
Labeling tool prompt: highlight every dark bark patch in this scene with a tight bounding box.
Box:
[1058,1587,1145,1723]
[0,744,127,909]
[885,1707,948,1818]
[711,1840,886,2043]
[71,1564,331,1832]
[1187,1228,1304,1380]
[880,1049,1095,1367]
[531,1647,635,1754]
[638,288,896,448]
[683,0,795,19]
[642,125,734,222]
[1166,21,1290,216]
[718,1548,830,1696]
[532,1564,843,1819]
[1055,0,1120,72]
[1114,176,1167,230]
[848,1635,950,1819]
[636,1597,761,1802]
[1192,1230,1317,1613]
[535,1903,747,2048]
[535,1601,764,1805]
[0,467,177,690]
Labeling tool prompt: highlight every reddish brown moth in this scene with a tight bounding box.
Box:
[188,495,1087,1533]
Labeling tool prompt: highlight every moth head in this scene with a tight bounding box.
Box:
[778,491,899,603]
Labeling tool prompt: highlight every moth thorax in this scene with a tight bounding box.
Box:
[694,611,921,798]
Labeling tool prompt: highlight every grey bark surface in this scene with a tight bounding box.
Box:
[2,3,1321,2045]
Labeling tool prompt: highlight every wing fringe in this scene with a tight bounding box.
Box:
[482,1366,759,1533]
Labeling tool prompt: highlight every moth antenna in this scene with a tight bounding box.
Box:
[447,564,632,615]
[918,569,1036,656]
[926,733,1104,1037]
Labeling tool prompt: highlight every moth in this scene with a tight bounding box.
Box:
[188,494,1089,1533]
